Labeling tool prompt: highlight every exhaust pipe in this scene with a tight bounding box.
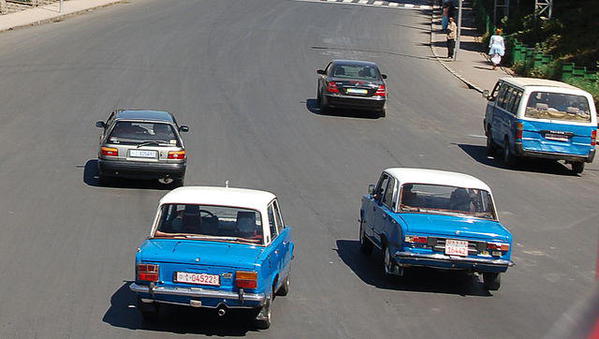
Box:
[217,308,226,317]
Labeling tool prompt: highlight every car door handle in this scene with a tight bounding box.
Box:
[283,241,288,245]
[275,250,279,255]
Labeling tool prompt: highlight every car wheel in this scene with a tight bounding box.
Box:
[359,222,373,255]
[486,128,496,156]
[275,274,290,296]
[319,93,329,114]
[503,138,517,167]
[383,246,398,280]
[137,297,159,321]
[173,177,185,188]
[571,162,585,174]
[482,272,501,291]
[253,292,272,329]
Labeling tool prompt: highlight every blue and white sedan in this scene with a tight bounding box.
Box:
[360,168,514,290]
[130,186,294,329]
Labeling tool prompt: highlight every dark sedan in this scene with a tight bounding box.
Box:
[316,60,387,117]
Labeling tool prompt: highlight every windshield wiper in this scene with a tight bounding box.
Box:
[136,140,168,148]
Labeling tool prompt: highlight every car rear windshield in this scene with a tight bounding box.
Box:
[524,92,591,123]
[108,121,180,146]
[399,183,497,220]
[331,64,379,80]
[154,204,264,245]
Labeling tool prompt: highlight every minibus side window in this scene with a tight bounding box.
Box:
[498,86,513,110]
[508,90,523,114]
[495,84,509,107]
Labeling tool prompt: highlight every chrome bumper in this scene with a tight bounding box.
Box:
[395,251,514,268]
[130,283,266,306]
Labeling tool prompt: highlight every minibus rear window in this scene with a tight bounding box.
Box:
[524,92,591,122]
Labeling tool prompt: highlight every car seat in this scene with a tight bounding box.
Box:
[449,188,472,212]
[182,205,201,234]
[236,211,259,239]
[333,66,346,77]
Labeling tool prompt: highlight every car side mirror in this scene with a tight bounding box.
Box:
[316,69,326,75]
[179,125,189,132]
[381,74,388,79]
[96,121,106,128]
[482,90,492,101]
[368,184,375,195]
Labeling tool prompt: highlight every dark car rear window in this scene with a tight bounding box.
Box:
[330,64,380,80]
[108,121,180,146]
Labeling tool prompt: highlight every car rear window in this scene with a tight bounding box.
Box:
[108,121,180,146]
[524,92,592,123]
[399,183,497,220]
[331,64,379,80]
[154,204,264,245]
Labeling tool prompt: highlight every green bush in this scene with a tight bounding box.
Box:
[565,77,599,107]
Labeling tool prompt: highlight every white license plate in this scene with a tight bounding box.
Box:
[175,272,220,286]
[445,239,469,256]
[129,149,157,158]
[545,133,569,142]
[346,88,368,94]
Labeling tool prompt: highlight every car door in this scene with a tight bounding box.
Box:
[266,202,285,285]
[272,200,292,281]
[369,173,391,248]
[375,176,397,243]
[492,83,510,143]
[485,81,500,131]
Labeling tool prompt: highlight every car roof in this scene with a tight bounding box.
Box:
[331,59,379,67]
[384,168,492,192]
[500,77,580,90]
[115,109,175,123]
[159,186,277,211]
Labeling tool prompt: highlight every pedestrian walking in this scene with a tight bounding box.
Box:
[488,28,505,69]
[441,2,450,31]
[446,17,457,58]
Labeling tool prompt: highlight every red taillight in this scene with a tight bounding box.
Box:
[137,264,159,282]
[375,84,386,97]
[591,130,596,146]
[405,235,428,244]
[487,242,510,252]
[168,150,186,159]
[326,81,339,93]
[101,146,118,156]
[515,122,523,140]
[235,271,258,289]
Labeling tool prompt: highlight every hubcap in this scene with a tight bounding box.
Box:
[158,177,174,185]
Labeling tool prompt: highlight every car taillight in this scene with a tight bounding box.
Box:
[591,129,596,146]
[168,150,186,159]
[405,235,428,244]
[375,84,386,97]
[487,242,510,252]
[326,81,339,93]
[235,271,258,289]
[515,122,523,140]
[137,264,159,282]
[100,147,118,156]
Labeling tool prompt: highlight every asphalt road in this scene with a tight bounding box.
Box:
[0,0,597,338]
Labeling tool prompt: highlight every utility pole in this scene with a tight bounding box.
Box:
[453,0,462,60]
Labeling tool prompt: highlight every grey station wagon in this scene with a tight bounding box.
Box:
[95,109,189,186]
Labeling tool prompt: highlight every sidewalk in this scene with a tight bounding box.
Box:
[429,0,513,93]
[0,0,123,33]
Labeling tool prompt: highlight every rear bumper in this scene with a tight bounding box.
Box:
[394,251,514,273]
[130,283,265,309]
[324,94,385,110]
[515,143,595,163]
[98,159,186,179]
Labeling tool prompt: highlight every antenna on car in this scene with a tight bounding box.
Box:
[225,180,229,188]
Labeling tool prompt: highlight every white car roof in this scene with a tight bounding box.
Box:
[159,186,276,210]
[384,168,492,192]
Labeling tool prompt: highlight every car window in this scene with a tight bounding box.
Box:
[324,62,332,75]
[330,64,379,80]
[382,177,396,210]
[491,81,501,99]
[267,204,278,240]
[496,83,509,108]
[108,121,181,146]
[507,89,522,114]
[154,204,264,244]
[498,86,513,110]
[524,91,591,122]
[273,200,284,233]
[375,173,390,200]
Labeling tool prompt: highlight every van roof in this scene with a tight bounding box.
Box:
[500,77,580,90]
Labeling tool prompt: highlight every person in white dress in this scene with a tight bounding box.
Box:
[488,28,505,70]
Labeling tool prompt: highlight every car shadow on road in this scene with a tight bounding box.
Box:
[82,159,176,190]
[103,282,255,336]
[305,99,381,120]
[335,240,493,297]
[457,144,576,176]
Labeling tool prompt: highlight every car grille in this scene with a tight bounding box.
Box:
[427,237,486,255]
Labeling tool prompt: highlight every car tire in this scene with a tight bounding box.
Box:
[253,291,272,329]
[486,128,496,156]
[482,272,501,291]
[359,222,373,255]
[137,297,159,321]
[319,93,329,114]
[275,274,290,296]
[571,162,585,174]
[503,138,517,167]
[173,177,185,188]
[383,246,397,281]
[377,108,386,118]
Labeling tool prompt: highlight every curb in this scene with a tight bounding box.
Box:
[0,0,124,34]
[428,4,484,93]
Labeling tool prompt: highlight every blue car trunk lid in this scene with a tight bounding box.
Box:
[399,213,510,242]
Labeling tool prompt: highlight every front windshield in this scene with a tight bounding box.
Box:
[154,204,264,244]
[330,64,380,80]
[399,183,497,220]
[108,121,180,146]
[524,91,591,123]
